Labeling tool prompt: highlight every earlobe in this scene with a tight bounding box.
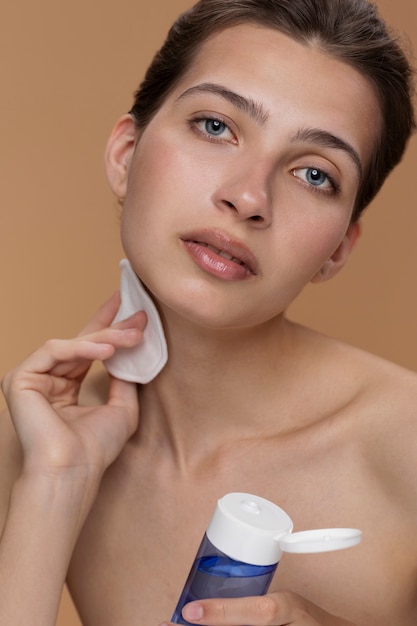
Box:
[311,221,361,283]
[104,114,137,201]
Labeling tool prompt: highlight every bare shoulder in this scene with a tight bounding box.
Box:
[296,322,417,486]
[306,328,417,533]
[306,325,417,415]
[333,340,417,505]
[295,322,417,416]
[347,344,417,425]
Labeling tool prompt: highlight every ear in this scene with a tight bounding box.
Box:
[311,221,361,283]
[104,114,137,201]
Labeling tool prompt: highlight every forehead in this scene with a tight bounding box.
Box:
[171,24,381,165]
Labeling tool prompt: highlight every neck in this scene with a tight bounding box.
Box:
[135,310,316,462]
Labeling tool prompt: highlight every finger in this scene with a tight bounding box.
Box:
[180,592,305,625]
[2,340,113,396]
[78,293,147,337]
[3,328,141,394]
[3,324,146,403]
[80,376,140,466]
[111,310,148,332]
[107,374,140,437]
[49,326,145,378]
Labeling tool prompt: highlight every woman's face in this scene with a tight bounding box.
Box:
[107,24,381,330]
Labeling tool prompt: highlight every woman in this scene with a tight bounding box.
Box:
[1,1,416,624]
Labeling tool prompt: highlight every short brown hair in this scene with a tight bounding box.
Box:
[130,0,416,220]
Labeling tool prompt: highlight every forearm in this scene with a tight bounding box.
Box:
[0,472,92,626]
[0,297,142,624]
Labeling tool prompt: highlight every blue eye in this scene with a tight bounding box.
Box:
[292,166,337,193]
[189,115,237,143]
[204,118,227,136]
[306,168,327,186]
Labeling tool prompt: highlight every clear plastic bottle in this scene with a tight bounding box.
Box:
[171,493,361,625]
[171,534,278,624]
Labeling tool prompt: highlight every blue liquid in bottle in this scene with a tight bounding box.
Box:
[171,535,277,625]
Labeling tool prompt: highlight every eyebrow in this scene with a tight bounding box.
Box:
[292,127,363,179]
[177,82,269,127]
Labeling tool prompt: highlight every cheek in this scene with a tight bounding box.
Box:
[119,135,200,271]
[128,131,204,197]
[279,214,351,280]
[128,140,179,199]
[120,139,180,232]
[120,132,221,246]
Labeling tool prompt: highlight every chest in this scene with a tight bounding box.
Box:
[67,439,415,625]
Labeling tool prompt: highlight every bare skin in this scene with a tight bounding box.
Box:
[1,24,417,626]
[1,307,417,625]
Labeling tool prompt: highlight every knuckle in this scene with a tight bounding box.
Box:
[255,595,279,623]
[209,598,229,619]
[44,338,61,351]
[0,372,10,394]
[1,369,21,396]
[278,590,309,620]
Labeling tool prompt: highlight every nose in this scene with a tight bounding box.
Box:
[212,160,272,227]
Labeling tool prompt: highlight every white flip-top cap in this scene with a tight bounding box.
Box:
[207,493,294,566]
[279,528,362,554]
[207,493,361,567]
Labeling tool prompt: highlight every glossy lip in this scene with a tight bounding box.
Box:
[180,228,260,276]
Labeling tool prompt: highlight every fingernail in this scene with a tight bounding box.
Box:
[128,309,148,319]
[183,602,204,621]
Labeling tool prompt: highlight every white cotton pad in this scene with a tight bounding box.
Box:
[104,259,168,384]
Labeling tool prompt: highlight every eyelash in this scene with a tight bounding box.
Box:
[187,115,340,196]
[187,115,237,144]
[291,167,340,196]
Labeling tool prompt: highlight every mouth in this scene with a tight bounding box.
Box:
[181,229,259,279]
[198,242,249,266]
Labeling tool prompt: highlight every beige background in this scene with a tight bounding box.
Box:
[0,1,415,624]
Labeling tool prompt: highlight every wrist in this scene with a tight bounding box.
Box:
[0,471,94,626]
[13,467,100,534]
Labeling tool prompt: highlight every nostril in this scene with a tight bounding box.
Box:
[219,198,268,224]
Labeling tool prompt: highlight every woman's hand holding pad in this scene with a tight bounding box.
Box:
[0,293,146,624]
[1,292,146,491]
